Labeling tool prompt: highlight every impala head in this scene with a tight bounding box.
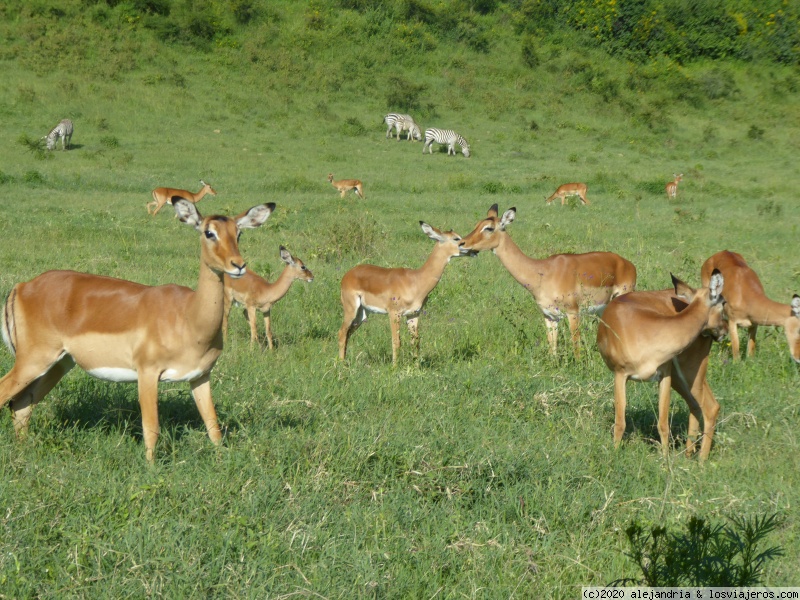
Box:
[419,222,473,259]
[671,270,727,341]
[199,180,217,196]
[458,204,514,253]
[173,199,275,279]
[788,294,800,363]
[674,173,683,182]
[279,246,314,283]
[327,173,334,183]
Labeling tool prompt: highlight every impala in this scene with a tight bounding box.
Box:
[596,274,727,460]
[458,204,637,357]
[147,180,217,216]
[701,250,800,362]
[223,246,314,349]
[328,174,365,200]
[0,199,275,463]
[665,173,683,199]
[338,222,474,365]
[545,182,589,206]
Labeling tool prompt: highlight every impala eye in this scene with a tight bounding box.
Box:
[205,229,217,240]
[483,226,494,233]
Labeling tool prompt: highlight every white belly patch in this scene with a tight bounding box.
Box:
[87,367,139,382]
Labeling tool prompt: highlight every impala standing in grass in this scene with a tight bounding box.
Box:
[223,246,314,349]
[147,180,217,216]
[596,271,726,459]
[0,200,274,463]
[339,222,474,365]
[458,204,636,357]
[328,174,365,200]
[701,250,800,362]
[665,173,683,199]
[545,182,589,206]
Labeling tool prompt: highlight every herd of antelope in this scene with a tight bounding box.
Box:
[4,119,797,463]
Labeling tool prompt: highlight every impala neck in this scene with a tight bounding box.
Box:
[188,260,226,345]
[749,295,793,326]
[262,266,296,303]
[494,232,546,295]
[414,244,455,294]
[670,295,716,350]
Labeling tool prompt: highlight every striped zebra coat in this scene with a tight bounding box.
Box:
[423,128,470,157]
[43,119,74,151]
[384,113,422,142]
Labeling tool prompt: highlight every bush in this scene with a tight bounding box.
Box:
[612,514,784,586]
[385,75,427,112]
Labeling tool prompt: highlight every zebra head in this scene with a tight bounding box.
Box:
[461,144,471,158]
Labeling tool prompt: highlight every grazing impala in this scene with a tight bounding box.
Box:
[458,204,636,357]
[701,250,800,362]
[596,274,727,460]
[328,174,365,200]
[665,173,683,199]
[0,199,274,463]
[223,246,314,349]
[147,180,217,216]
[339,222,474,365]
[545,183,589,206]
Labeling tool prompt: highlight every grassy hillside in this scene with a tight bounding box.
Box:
[0,1,799,596]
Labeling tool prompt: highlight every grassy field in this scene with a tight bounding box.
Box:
[1,1,799,597]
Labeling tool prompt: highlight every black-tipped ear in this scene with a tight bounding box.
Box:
[670,273,679,291]
[419,220,425,226]
[509,206,517,212]
[712,268,721,277]
[279,245,287,253]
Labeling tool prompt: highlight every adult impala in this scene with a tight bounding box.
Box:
[339,222,474,365]
[328,174,365,200]
[665,173,683,199]
[0,199,274,463]
[701,250,800,362]
[147,180,217,216]
[545,183,589,206]
[223,246,314,349]
[458,204,636,357]
[596,273,727,460]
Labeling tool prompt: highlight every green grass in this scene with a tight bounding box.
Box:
[1,1,799,596]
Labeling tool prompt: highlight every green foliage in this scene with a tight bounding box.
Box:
[614,514,784,586]
[385,75,427,112]
[756,200,783,218]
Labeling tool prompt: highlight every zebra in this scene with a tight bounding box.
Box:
[43,119,73,151]
[423,128,470,157]
[383,113,422,142]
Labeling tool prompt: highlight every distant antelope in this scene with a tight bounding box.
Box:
[148,180,217,216]
[545,183,589,206]
[665,173,683,199]
[328,174,365,199]
[43,119,73,151]
[223,247,314,349]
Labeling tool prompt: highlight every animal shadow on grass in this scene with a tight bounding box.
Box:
[625,403,697,453]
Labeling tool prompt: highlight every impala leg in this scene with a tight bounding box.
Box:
[406,317,420,361]
[222,291,233,343]
[0,352,66,413]
[190,373,222,446]
[246,305,259,348]
[10,356,75,438]
[697,379,719,461]
[390,312,401,365]
[263,309,273,351]
[567,313,581,359]
[561,195,566,206]
[729,322,742,360]
[338,298,361,361]
[657,362,673,457]
[612,371,628,447]
[137,372,161,464]
[544,318,559,355]
[746,324,758,357]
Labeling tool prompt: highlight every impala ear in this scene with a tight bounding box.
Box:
[791,294,800,317]
[279,245,293,265]
[671,273,695,300]
[499,208,516,230]
[420,221,446,242]
[174,199,203,230]
[487,204,499,218]
[236,203,275,229]
[709,269,724,302]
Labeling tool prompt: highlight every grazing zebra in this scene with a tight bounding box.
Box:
[423,128,470,157]
[383,113,422,142]
[43,119,73,151]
